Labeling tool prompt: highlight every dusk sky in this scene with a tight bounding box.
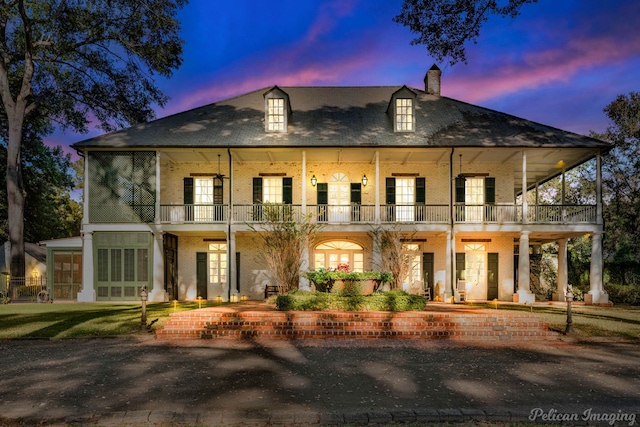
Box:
[50,0,640,155]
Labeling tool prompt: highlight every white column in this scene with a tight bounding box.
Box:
[375,151,380,224]
[155,151,161,224]
[300,151,310,290]
[522,151,528,224]
[77,231,95,302]
[589,232,608,304]
[82,154,89,225]
[445,230,453,303]
[149,232,167,302]
[228,231,237,300]
[556,238,568,302]
[517,231,535,304]
[301,151,307,211]
[227,150,236,301]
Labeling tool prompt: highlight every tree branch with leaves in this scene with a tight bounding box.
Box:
[0,0,186,278]
[249,204,324,294]
[393,0,537,65]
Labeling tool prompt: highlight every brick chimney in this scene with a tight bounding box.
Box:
[424,64,442,96]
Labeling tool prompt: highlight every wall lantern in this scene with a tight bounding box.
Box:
[311,175,317,187]
[362,174,368,187]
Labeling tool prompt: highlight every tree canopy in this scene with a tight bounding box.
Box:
[595,92,640,285]
[393,0,537,65]
[0,0,186,277]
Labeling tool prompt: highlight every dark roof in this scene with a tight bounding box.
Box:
[72,86,610,150]
[0,242,46,273]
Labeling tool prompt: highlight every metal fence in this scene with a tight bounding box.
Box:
[1,276,49,302]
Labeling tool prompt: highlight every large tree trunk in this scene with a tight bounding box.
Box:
[6,120,25,279]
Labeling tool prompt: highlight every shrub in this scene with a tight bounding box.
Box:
[274,290,426,311]
[604,283,640,305]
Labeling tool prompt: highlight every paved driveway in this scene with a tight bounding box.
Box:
[0,337,638,426]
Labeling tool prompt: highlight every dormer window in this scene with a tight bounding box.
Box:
[396,98,413,131]
[267,98,285,131]
[264,86,291,133]
[388,86,416,133]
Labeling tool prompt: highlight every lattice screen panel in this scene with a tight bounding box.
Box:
[88,151,156,222]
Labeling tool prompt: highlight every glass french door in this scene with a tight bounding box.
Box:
[328,173,350,223]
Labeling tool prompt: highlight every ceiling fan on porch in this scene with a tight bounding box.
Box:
[457,154,466,181]
[214,154,228,181]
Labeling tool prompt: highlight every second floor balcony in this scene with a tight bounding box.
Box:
[158,203,597,225]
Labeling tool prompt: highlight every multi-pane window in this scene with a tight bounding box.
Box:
[195,178,213,204]
[194,178,214,221]
[208,243,227,285]
[95,232,151,300]
[263,177,283,203]
[396,98,413,131]
[314,241,365,272]
[267,98,285,131]
[465,178,484,221]
[403,243,422,285]
[396,178,415,221]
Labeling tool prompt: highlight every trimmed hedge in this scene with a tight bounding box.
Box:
[604,284,640,305]
[274,290,427,311]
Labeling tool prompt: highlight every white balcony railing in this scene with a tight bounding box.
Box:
[527,204,596,223]
[159,203,596,225]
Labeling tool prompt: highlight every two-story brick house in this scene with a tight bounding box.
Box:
[71,65,610,305]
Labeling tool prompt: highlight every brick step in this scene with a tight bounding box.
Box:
[156,308,558,342]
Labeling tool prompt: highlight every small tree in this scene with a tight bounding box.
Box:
[370,226,416,290]
[249,204,324,294]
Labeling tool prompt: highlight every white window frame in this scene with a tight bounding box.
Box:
[465,177,484,222]
[396,98,414,131]
[263,177,283,203]
[396,178,415,221]
[267,98,285,132]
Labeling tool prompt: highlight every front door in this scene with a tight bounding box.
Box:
[487,253,498,300]
[164,234,178,301]
[423,252,434,297]
[196,252,207,299]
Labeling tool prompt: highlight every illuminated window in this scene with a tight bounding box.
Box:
[267,98,285,131]
[396,178,415,221]
[263,177,283,203]
[314,240,365,272]
[194,178,213,221]
[208,243,227,285]
[396,98,413,131]
[465,178,484,222]
[402,243,422,284]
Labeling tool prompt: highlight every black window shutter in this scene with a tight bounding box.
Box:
[386,178,396,205]
[416,178,426,204]
[455,177,466,203]
[456,253,466,280]
[485,177,495,204]
[184,177,194,205]
[350,183,361,204]
[252,178,262,203]
[283,177,293,204]
[317,183,328,205]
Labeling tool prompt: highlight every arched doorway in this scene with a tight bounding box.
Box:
[314,240,364,272]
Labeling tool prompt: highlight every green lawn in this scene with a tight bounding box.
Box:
[468,302,640,340]
[1,301,639,340]
[0,301,225,338]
